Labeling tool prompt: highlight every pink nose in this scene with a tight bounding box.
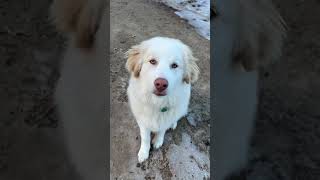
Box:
[154,78,168,92]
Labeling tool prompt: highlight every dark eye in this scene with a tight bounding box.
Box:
[149,59,157,65]
[171,63,178,69]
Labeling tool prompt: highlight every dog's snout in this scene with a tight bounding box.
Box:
[154,78,168,92]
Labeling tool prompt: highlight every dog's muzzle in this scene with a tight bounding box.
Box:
[153,78,168,96]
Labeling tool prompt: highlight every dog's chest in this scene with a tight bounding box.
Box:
[128,94,189,132]
[136,103,185,132]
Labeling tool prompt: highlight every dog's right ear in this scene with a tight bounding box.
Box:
[125,45,142,78]
[182,44,200,84]
[50,0,106,49]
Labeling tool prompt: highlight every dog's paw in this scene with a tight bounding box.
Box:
[152,135,164,149]
[138,149,149,163]
[171,122,177,130]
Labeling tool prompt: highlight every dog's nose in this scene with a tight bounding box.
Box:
[154,78,168,92]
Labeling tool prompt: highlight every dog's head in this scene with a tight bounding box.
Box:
[126,37,199,97]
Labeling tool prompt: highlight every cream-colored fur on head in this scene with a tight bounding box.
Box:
[231,0,286,71]
[181,44,200,84]
[50,0,106,48]
[126,37,199,162]
[53,0,107,179]
[125,45,143,78]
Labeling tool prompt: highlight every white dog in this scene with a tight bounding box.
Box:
[51,0,107,179]
[212,0,286,179]
[126,37,200,162]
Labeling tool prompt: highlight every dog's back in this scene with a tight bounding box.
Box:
[213,0,285,179]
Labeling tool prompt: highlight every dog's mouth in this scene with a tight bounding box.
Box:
[153,90,167,96]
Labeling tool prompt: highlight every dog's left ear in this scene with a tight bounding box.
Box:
[182,45,200,84]
[125,45,143,78]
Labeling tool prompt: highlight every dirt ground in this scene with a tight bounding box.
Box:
[0,0,319,180]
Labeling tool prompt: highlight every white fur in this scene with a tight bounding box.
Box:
[52,0,107,179]
[126,37,199,162]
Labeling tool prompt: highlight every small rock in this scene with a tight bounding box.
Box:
[141,164,146,171]
[204,140,210,146]
[136,163,141,168]
[187,114,197,126]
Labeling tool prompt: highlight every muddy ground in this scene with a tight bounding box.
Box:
[0,0,319,179]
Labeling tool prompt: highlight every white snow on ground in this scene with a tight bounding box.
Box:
[168,133,210,179]
[157,0,210,40]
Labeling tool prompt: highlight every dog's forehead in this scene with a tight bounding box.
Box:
[144,39,184,59]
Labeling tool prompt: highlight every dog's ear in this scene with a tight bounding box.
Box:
[182,45,200,84]
[125,45,142,78]
[232,0,286,72]
[50,0,106,49]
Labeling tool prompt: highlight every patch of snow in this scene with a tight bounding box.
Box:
[167,133,210,179]
[157,0,210,40]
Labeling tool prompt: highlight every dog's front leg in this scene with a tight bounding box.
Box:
[170,122,177,130]
[138,125,151,162]
[152,130,166,149]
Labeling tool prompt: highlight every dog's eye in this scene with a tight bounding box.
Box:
[171,63,178,69]
[149,59,157,65]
